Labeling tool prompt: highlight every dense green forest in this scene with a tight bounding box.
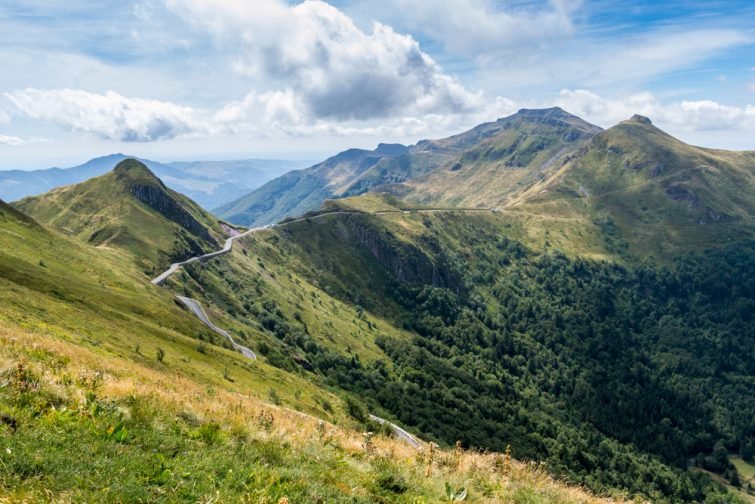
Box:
[185,213,754,502]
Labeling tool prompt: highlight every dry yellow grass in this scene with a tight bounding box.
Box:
[0,324,632,503]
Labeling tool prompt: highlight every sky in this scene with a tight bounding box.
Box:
[0,0,754,170]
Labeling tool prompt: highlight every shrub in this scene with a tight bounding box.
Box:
[343,396,368,424]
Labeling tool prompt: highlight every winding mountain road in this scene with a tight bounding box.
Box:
[369,414,423,449]
[176,295,257,360]
[151,226,265,285]
[150,207,495,449]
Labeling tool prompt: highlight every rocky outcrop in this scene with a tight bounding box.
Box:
[665,183,698,208]
[344,215,461,291]
[128,183,216,245]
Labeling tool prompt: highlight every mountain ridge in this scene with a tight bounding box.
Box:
[217,107,603,226]
[13,159,227,273]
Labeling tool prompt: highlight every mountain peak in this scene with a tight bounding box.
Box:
[375,143,409,156]
[505,107,602,133]
[113,158,163,187]
[516,106,569,117]
[628,114,653,125]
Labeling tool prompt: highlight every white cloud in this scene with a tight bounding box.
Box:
[6,84,753,147]
[0,134,24,146]
[390,0,579,58]
[4,88,203,142]
[748,82,755,93]
[165,0,481,121]
[556,89,755,131]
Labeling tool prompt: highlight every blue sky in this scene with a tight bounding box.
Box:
[0,0,753,169]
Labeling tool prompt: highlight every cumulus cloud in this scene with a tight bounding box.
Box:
[6,84,753,146]
[4,88,202,141]
[165,0,481,121]
[0,134,24,146]
[390,0,579,58]
[556,89,755,131]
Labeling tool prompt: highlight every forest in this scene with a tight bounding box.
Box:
[246,221,755,502]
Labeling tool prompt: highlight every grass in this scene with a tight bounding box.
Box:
[513,117,755,260]
[12,159,226,274]
[0,324,630,503]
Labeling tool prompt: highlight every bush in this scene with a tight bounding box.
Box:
[343,396,368,424]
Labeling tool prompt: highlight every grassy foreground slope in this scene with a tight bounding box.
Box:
[0,201,630,502]
[14,159,227,274]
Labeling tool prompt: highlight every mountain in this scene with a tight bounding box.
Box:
[13,159,227,273]
[217,107,601,226]
[0,154,308,210]
[511,114,755,257]
[389,107,601,207]
[215,143,412,226]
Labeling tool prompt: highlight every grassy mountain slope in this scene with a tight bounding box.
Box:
[0,203,625,502]
[217,108,602,226]
[0,199,331,413]
[13,159,227,274]
[390,107,601,207]
[511,115,755,258]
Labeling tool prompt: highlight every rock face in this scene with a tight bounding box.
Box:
[665,183,698,208]
[344,215,461,292]
[129,183,215,243]
[630,114,653,125]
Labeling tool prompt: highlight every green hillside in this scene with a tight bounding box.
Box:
[13,159,227,274]
[512,115,755,258]
[171,196,752,503]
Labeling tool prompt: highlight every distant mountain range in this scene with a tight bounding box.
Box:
[216,107,755,258]
[0,154,311,210]
[216,108,603,226]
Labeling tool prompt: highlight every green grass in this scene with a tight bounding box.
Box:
[0,342,628,503]
[13,159,227,274]
[516,117,755,260]
[0,373,427,503]
[732,457,755,483]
